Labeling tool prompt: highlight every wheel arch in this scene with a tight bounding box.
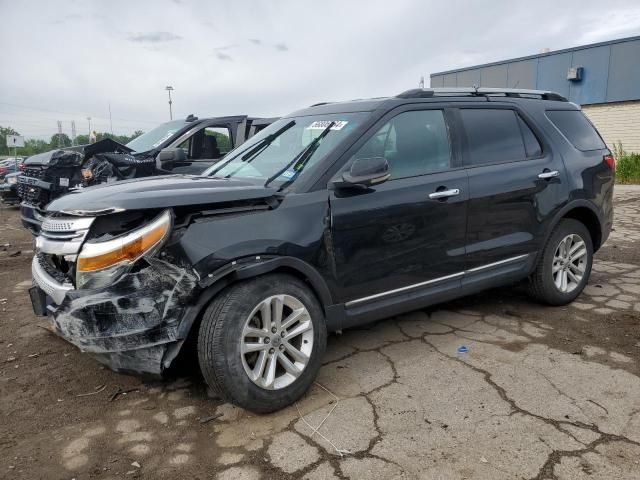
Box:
[543,200,604,255]
[163,256,335,370]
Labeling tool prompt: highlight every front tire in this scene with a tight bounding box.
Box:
[529,219,593,305]
[197,273,327,413]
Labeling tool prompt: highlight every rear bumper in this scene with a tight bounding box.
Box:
[31,255,199,375]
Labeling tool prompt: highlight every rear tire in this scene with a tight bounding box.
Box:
[528,219,593,305]
[197,273,326,413]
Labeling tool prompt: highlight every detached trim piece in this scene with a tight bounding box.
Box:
[345,254,530,308]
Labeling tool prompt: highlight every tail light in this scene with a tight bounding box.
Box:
[0,167,7,174]
[19,163,25,171]
[604,154,616,171]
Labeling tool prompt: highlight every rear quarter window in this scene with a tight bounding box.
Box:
[546,110,606,151]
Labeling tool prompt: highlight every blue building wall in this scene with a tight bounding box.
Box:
[430,36,640,105]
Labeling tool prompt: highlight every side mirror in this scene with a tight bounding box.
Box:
[332,156,390,189]
[156,148,187,172]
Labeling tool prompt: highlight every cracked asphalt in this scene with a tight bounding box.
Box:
[1,186,640,480]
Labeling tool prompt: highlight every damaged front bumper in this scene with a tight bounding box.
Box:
[31,254,199,375]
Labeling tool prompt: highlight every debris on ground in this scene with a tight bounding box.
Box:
[76,384,107,397]
[199,413,224,424]
[109,386,139,402]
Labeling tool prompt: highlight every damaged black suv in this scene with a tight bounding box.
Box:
[30,88,614,412]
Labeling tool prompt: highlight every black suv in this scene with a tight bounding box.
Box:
[29,88,614,412]
[18,115,274,233]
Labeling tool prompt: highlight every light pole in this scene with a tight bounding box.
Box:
[87,117,92,135]
[165,86,174,120]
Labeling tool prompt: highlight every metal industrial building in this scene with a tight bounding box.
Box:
[431,36,640,153]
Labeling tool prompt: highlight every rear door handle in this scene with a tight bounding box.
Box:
[538,170,559,179]
[429,188,460,200]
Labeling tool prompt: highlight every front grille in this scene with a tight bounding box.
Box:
[18,167,49,205]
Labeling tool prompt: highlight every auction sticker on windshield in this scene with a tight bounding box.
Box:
[307,121,348,130]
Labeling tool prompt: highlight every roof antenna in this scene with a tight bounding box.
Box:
[472,84,479,94]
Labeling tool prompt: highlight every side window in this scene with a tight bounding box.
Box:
[460,109,526,166]
[352,110,451,180]
[176,126,232,160]
[546,110,606,151]
[205,127,232,156]
[517,115,543,157]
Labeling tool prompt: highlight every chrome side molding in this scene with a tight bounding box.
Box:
[345,254,530,308]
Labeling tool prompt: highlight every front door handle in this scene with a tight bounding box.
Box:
[429,188,460,200]
[538,170,559,180]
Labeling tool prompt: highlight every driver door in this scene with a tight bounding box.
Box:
[329,107,469,313]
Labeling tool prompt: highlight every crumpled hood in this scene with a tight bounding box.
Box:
[46,175,278,213]
[24,139,133,167]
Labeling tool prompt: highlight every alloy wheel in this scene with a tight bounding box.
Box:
[552,233,587,293]
[240,294,314,390]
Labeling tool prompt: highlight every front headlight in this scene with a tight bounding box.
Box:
[7,176,18,185]
[76,209,172,289]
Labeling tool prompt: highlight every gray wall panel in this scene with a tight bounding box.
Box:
[442,73,457,87]
[456,68,481,87]
[506,59,537,89]
[479,64,508,87]
[606,40,640,102]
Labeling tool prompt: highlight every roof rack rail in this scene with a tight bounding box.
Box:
[309,102,332,107]
[396,87,567,102]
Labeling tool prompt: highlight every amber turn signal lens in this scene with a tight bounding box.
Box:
[77,219,169,272]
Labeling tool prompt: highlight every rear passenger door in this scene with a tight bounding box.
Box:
[458,105,567,275]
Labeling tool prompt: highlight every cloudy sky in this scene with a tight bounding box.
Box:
[1,0,640,139]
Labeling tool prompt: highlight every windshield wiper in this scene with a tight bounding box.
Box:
[208,120,296,178]
[264,121,335,189]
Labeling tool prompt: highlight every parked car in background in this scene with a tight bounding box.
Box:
[29,88,613,413]
[17,115,276,233]
[0,171,21,205]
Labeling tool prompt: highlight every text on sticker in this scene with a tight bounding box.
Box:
[307,121,348,130]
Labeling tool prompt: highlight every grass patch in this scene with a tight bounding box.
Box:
[613,142,640,184]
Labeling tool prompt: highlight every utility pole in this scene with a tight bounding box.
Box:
[71,121,77,146]
[419,76,425,89]
[57,121,63,147]
[108,102,114,135]
[165,86,174,120]
[87,117,92,135]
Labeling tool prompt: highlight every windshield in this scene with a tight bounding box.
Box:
[125,119,189,153]
[203,113,367,187]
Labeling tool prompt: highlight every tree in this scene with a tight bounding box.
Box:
[50,133,72,148]
[22,139,50,156]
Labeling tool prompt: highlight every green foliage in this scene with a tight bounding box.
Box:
[617,153,640,184]
[0,125,146,159]
[205,130,231,154]
[612,142,640,184]
[50,133,72,148]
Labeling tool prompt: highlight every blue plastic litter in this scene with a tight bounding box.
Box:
[457,345,469,354]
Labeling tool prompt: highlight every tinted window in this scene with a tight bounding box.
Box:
[461,109,526,165]
[546,110,606,151]
[352,110,451,179]
[517,116,542,157]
